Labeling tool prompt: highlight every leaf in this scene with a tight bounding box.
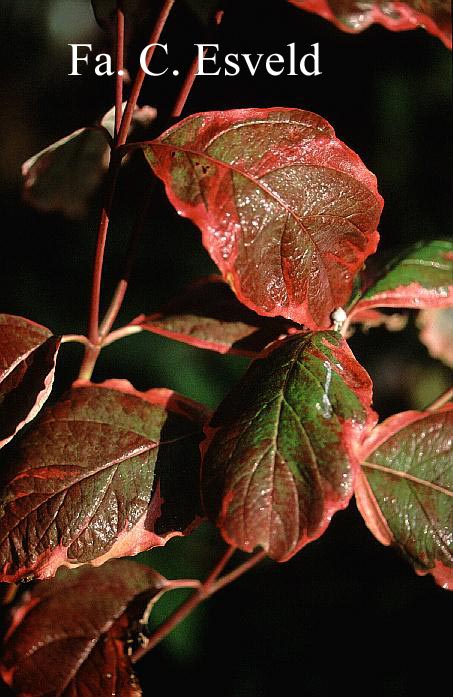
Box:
[288,0,452,48]
[136,275,298,356]
[349,307,408,334]
[0,314,60,451]
[355,406,453,589]
[417,307,453,367]
[350,240,453,317]
[22,105,156,218]
[201,331,376,561]
[0,559,168,696]
[0,380,208,582]
[144,108,383,330]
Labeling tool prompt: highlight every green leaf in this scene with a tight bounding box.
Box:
[0,380,208,582]
[201,331,376,561]
[144,108,383,329]
[355,405,453,589]
[0,314,60,450]
[350,240,453,316]
[0,560,168,696]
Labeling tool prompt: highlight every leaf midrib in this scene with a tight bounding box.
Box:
[362,460,453,497]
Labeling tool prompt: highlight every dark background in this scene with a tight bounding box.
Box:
[0,0,452,695]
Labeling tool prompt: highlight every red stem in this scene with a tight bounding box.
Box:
[114,4,125,137]
[117,0,175,147]
[131,546,265,663]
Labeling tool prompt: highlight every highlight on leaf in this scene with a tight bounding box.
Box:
[22,104,156,218]
[135,275,298,356]
[355,405,453,589]
[0,559,169,697]
[0,314,60,451]
[288,0,452,48]
[349,239,453,318]
[201,331,376,561]
[143,107,383,330]
[0,380,208,583]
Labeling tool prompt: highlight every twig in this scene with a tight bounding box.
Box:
[131,546,265,664]
[114,3,125,137]
[426,386,453,411]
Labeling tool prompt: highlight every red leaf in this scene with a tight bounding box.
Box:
[144,108,383,329]
[201,331,376,561]
[136,275,298,356]
[0,380,208,582]
[355,406,453,589]
[0,314,60,450]
[0,560,167,696]
[289,0,452,48]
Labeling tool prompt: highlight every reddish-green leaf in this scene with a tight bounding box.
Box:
[144,108,383,329]
[0,380,208,582]
[350,240,453,318]
[201,331,376,561]
[417,307,453,367]
[22,105,156,218]
[136,275,298,356]
[289,0,452,48]
[355,406,453,589]
[0,315,60,451]
[0,559,168,696]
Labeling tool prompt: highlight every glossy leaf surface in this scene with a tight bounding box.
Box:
[289,0,452,48]
[0,315,60,450]
[350,240,453,316]
[136,275,297,356]
[201,331,375,561]
[22,105,156,218]
[0,560,167,696]
[417,307,453,367]
[355,406,453,589]
[144,108,383,329]
[0,381,207,582]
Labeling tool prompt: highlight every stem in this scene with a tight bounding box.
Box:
[171,9,224,118]
[426,386,453,411]
[131,546,265,664]
[99,184,154,339]
[117,0,175,147]
[114,3,125,137]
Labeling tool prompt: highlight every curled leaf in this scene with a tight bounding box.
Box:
[22,104,156,218]
[144,108,383,329]
[350,239,453,317]
[355,406,453,589]
[0,559,168,696]
[289,0,452,48]
[0,380,208,582]
[201,331,376,561]
[136,275,298,356]
[0,314,60,450]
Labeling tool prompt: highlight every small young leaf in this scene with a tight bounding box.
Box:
[0,314,60,451]
[144,108,383,330]
[136,275,297,356]
[417,307,453,367]
[349,308,408,334]
[289,0,452,48]
[201,331,376,561]
[355,406,453,589]
[22,105,156,218]
[350,240,453,317]
[0,380,208,582]
[0,559,168,696]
